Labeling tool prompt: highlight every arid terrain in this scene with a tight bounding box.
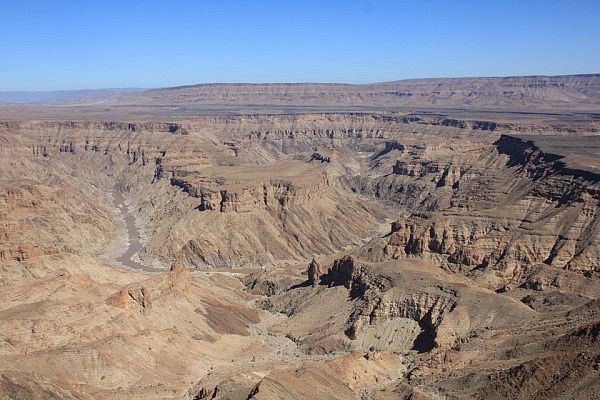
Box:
[0,75,599,399]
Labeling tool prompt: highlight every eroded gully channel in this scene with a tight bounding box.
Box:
[111,192,162,272]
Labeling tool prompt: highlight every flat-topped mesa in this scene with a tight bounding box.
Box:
[195,178,328,212]
[170,160,330,213]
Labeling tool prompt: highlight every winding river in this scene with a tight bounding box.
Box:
[112,192,161,272]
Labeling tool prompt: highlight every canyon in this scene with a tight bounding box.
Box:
[0,75,599,399]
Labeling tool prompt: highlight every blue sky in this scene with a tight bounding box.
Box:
[1,0,599,90]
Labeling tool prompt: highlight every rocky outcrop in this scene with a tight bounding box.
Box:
[437,118,500,131]
[0,246,58,262]
[243,270,303,296]
[315,256,460,352]
[345,287,458,352]
[106,260,190,312]
[367,135,600,289]
[392,160,441,177]
[321,256,363,288]
[107,284,152,312]
[307,258,323,286]
[309,152,331,163]
[375,141,405,158]
[0,181,117,269]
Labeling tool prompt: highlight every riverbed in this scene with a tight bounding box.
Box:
[111,192,162,272]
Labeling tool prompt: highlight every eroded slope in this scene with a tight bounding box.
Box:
[0,112,598,399]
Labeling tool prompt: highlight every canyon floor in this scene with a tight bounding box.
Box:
[1,76,599,399]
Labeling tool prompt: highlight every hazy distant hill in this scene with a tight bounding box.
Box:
[0,88,141,105]
[3,74,599,111]
[117,74,599,111]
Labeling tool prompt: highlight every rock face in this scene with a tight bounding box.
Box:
[321,256,364,289]
[307,258,323,286]
[106,259,190,312]
[176,175,327,213]
[315,256,458,352]
[107,284,152,311]
[0,179,117,281]
[350,134,600,290]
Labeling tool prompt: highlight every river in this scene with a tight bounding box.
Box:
[112,192,162,272]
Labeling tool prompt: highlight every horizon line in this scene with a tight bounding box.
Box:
[1,72,599,93]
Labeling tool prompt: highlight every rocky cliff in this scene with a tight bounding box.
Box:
[346,133,600,291]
